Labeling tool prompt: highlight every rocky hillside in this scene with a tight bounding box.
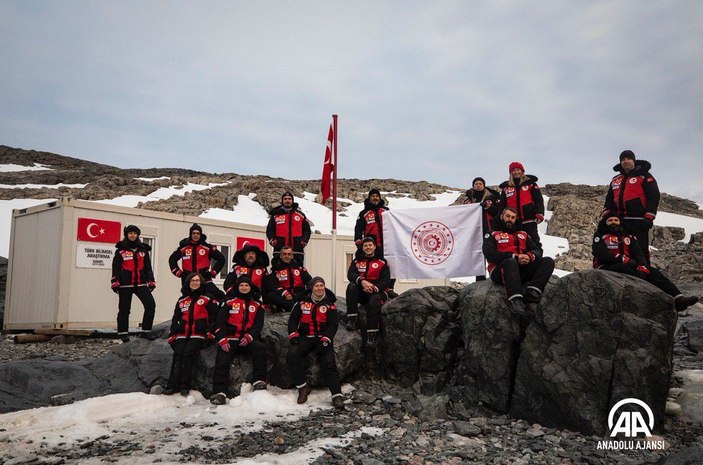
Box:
[1,144,702,283]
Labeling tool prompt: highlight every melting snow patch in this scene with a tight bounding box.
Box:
[0,183,87,189]
[0,162,53,172]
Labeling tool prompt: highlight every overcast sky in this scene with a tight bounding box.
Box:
[1,1,702,202]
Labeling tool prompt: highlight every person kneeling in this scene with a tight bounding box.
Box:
[286,276,345,410]
[483,207,555,316]
[210,275,268,405]
[592,215,698,312]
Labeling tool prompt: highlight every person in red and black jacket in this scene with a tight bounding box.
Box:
[345,237,391,346]
[168,223,225,296]
[266,191,311,264]
[354,189,389,257]
[602,150,660,265]
[592,215,698,312]
[223,244,271,296]
[490,162,545,248]
[164,272,220,396]
[464,177,500,281]
[483,207,554,317]
[266,246,312,312]
[111,225,156,342]
[209,274,268,405]
[286,276,344,410]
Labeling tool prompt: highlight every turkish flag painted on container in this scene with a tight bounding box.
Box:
[236,236,266,252]
[77,218,122,243]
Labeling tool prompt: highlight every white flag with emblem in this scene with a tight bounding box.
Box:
[382,204,484,279]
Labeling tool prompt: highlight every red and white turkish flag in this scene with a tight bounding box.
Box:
[77,218,122,243]
[320,122,334,203]
[236,236,266,252]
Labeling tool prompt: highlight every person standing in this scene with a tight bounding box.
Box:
[266,192,311,264]
[491,162,545,248]
[602,150,659,265]
[111,225,156,342]
[164,272,220,396]
[168,223,225,296]
[464,177,500,281]
[286,276,345,410]
[354,189,389,257]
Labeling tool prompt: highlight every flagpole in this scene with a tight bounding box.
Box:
[331,114,338,294]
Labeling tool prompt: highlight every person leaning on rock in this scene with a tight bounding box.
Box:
[168,223,225,298]
[266,245,312,312]
[266,191,311,264]
[602,150,659,265]
[111,224,156,342]
[464,176,500,281]
[592,214,698,312]
[482,207,555,316]
[286,276,345,410]
[489,162,545,248]
[210,274,268,405]
[164,272,220,396]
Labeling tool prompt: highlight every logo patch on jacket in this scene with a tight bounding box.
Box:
[319,306,328,314]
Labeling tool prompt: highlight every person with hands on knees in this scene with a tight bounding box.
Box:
[286,276,345,410]
[168,223,225,298]
[592,214,698,312]
[266,245,312,312]
[209,275,268,405]
[111,224,156,342]
[164,272,220,396]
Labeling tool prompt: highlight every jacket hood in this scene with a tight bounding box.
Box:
[268,203,301,216]
[302,288,337,304]
[499,174,539,189]
[362,197,386,211]
[613,159,652,175]
[115,239,151,252]
[178,234,208,247]
[233,244,270,267]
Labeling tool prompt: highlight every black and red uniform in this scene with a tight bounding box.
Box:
[168,224,225,287]
[592,218,680,297]
[266,203,311,262]
[211,280,267,396]
[223,245,271,295]
[464,185,500,281]
[354,197,389,258]
[345,250,391,336]
[166,280,220,393]
[602,160,659,264]
[491,175,544,247]
[265,256,312,312]
[483,217,554,302]
[286,288,342,400]
[111,235,156,336]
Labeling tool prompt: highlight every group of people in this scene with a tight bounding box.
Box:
[110,150,699,409]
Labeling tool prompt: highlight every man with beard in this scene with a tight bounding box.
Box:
[355,189,389,257]
[602,150,659,265]
[266,191,311,264]
[483,207,555,316]
[592,215,698,312]
[223,244,271,296]
[266,245,312,312]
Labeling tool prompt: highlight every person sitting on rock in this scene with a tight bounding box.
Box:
[483,207,555,316]
[266,245,312,312]
[345,236,391,346]
[592,214,698,312]
[111,224,156,342]
[489,162,545,248]
[266,191,311,264]
[168,223,225,298]
[210,275,268,405]
[223,244,271,297]
[464,176,500,281]
[165,272,220,396]
[286,276,344,410]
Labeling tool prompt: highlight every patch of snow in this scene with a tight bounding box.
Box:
[0,199,56,257]
[200,194,269,226]
[0,162,53,172]
[135,176,170,182]
[0,183,87,189]
[94,182,228,208]
[654,211,703,243]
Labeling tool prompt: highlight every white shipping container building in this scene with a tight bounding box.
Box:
[4,198,444,332]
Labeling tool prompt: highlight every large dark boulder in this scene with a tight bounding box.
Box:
[511,269,676,436]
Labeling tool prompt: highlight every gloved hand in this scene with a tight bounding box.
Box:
[288,332,300,345]
[210,269,218,278]
[172,268,183,277]
[636,265,650,279]
[320,336,331,347]
[535,214,545,224]
[239,334,253,347]
[111,279,120,293]
[167,335,176,348]
[218,338,231,352]
[147,281,156,292]
[269,238,277,247]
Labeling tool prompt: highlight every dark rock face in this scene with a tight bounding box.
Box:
[679,320,703,353]
[511,269,676,436]
[0,256,6,326]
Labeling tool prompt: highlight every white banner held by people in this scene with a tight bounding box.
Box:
[383,204,484,279]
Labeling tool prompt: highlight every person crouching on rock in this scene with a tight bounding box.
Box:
[287,276,345,410]
[164,272,220,396]
[482,207,555,316]
[210,275,268,405]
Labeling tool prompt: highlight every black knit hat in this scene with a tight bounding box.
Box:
[308,276,325,290]
[281,191,294,201]
[124,224,141,236]
[237,274,252,286]
[619,150,636,161]
[189,223,203,235]
[472,177,486,186]
[368,188,381,198]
